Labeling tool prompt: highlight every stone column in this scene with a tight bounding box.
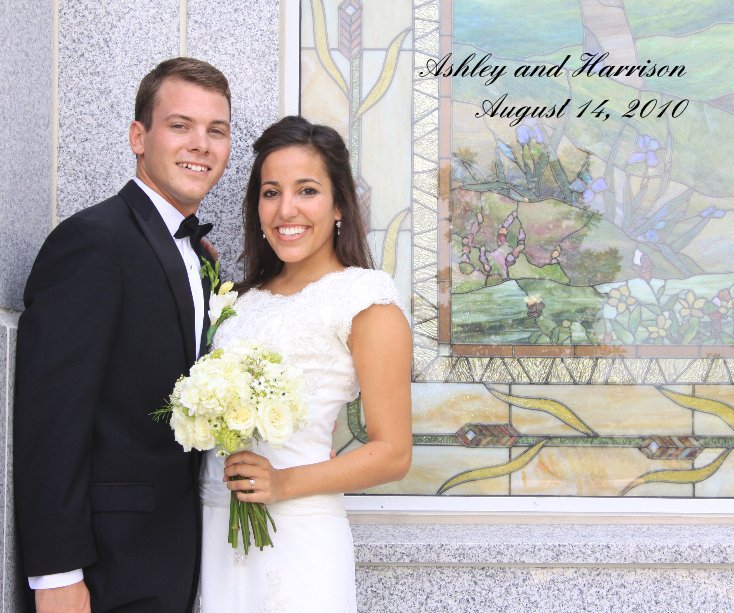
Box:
[1,0,53,606]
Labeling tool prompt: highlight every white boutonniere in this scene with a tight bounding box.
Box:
[200,258,238,346]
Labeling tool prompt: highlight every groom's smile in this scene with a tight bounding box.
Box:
[177,162,212,173]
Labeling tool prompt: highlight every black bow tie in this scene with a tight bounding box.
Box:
[174,214,213,242]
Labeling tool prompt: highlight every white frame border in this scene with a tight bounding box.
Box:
[345,495,734,515]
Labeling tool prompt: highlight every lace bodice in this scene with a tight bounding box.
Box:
[200,267,402,498]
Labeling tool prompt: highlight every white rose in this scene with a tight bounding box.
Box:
[224,403,256,437]
[291,398,310,428]
[256,401,294,447]
[191,415,216,450]
[171,411,196,452]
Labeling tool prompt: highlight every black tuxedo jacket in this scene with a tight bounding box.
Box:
[14,180,211,612]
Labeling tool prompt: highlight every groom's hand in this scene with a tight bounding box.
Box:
[36,580,91,613]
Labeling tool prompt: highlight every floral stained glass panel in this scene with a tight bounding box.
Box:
[300,0,734,503]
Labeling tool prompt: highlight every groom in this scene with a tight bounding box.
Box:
[14,57,231,612]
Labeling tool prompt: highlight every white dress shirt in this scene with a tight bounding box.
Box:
[29,178,207,590]
[134,177,206,354]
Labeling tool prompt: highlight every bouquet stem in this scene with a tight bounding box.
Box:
[227,476,276,554]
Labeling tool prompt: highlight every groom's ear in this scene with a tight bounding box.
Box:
[129,121,146,156]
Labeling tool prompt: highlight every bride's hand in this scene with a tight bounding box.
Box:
[223,450,281,504]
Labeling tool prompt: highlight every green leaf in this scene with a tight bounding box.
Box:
[206,324,218,347]
[668,315,680,339]
[628,305,641,333]
[150,406,172,423]
[528,330,545,343]
[521,145,532,177]
[630,188,693,238]
[549,158,572,202]
[669,217,710,252]
[508,184,537,200]
[495,147,506,182]
[611,319,635,344]
[662,292,680,313]
[622,176,635,231]
[657,210,685,243]
[534,151,549,192]
[681,317,700,345]
[199,257,221,291]
[658,243,692,277]
[632,177,649,211]
[605,122,627,220]
[461,181,510,192]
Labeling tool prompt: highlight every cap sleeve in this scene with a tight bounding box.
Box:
[335,269,405,346]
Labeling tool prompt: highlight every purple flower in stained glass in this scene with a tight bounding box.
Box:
[515,119,544,145]
[627,135,660,167]
[570,172,608,209]
[575,177,608,203]
[700,206,726,219]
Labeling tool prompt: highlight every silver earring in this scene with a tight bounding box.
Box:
[336,220,342,236]
[262,233,265,239]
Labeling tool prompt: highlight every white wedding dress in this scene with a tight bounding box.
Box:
[198,267,402,613]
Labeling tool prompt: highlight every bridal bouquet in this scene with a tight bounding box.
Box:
[154,338,309,553]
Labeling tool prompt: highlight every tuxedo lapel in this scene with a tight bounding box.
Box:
[195,241,214,356]
[119,180,197,365]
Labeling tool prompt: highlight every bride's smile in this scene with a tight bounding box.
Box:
[276,224,308,239]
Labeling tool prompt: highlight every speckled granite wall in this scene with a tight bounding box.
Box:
[55,0,179,221]
[356,566,734,612]
[352,523,734,612]
[0,2,53,312]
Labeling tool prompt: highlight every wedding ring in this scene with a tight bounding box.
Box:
[249,478,256,488]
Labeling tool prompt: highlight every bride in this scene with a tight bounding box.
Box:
[198,116,412,612]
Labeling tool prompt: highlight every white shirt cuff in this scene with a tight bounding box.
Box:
[29,569,84,590]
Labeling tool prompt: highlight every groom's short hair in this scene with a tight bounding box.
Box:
[135,57,231,130]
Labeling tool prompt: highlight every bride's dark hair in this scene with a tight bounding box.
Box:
[236,116,374,292]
